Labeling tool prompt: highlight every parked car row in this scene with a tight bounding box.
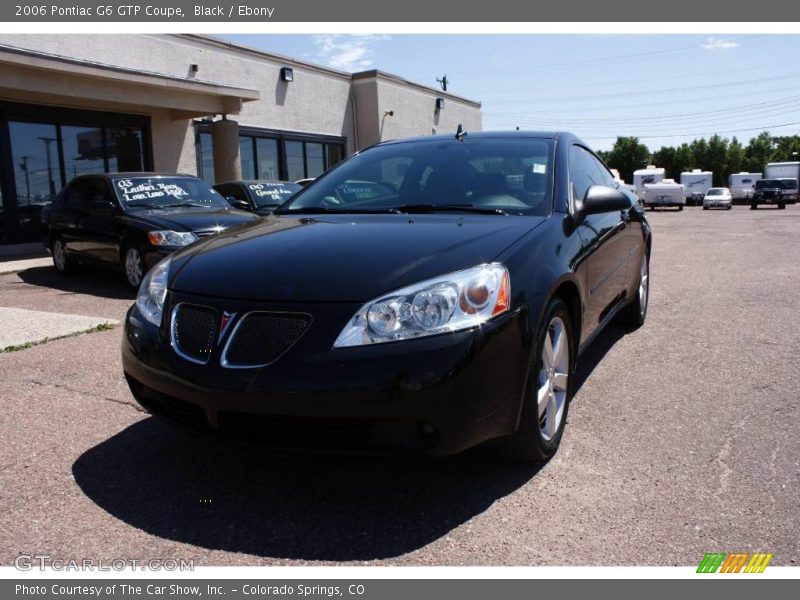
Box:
[42,174,306,288]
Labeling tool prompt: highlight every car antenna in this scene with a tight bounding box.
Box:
[455,124,467,142]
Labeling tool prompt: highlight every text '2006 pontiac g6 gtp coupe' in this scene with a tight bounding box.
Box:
[122,131,651,461]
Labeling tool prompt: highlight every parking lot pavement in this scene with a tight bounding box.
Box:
[0,205,798,566]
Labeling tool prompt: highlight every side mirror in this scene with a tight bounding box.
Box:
[577,185,631,217]
[226,197,252,211]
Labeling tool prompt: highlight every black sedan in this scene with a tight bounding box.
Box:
[213,180,303,215]
[42,173,258,288]
[122,132,651,461]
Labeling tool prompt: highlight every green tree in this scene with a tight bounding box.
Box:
[652,146,678,180]
[744,132,774,174]
[725,137,747,183]
[770,135,800,163]
[603,137,651,183]
[706,134,729,186]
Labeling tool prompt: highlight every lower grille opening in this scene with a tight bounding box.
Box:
[218,412,435,452]
[127,375,213,434]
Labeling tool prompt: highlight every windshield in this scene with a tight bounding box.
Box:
[707,189,724,196]
[247,182,302,207]
[779,179,798,190]
[277,137,555,216]
[113,176,229,210]
[756,179,781,189]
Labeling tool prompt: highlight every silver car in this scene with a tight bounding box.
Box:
[703,187,733,210]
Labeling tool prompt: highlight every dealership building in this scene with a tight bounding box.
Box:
[0,34,482,244]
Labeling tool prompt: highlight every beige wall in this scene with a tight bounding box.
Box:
[0,34,481,177]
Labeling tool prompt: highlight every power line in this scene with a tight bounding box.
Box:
[416,34,767,81]
[578,122,800,141]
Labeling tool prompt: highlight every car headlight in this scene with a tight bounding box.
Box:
[136,256,170,326]
[147,230,198,247]
[333,263,510,348]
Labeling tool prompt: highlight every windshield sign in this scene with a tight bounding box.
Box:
[248,182,302,207]
[114,177,228,209]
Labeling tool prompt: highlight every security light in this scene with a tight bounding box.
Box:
[280,67,294,82]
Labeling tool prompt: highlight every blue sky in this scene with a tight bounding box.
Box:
[219,34,800,151]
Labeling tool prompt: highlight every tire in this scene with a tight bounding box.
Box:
[51,236,75,276]
[678,206,683,211]
[493,298,574,462]
[619,250,650,328]
[123,243,146,289]
[778,203,786,210]
[703,206,708,210]
[750,202,757,210]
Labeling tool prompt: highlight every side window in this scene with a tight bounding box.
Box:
[569,145,600,201]
[591,155,618,188]
[63,179,93,212]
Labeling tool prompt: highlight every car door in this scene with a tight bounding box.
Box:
[569,145,631,336]
[59,178,93,256]
[78,177,124,263]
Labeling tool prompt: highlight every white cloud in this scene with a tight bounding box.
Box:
[308,35,390,72]
[701,37,741,51]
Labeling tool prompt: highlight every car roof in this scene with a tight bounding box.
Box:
[375,130,576,147]
[215,179,297,186]
[74,172,200,180]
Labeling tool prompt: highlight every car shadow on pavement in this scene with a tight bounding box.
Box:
[17,266,135,300]
[572,322,629,395]
[72,418,543,561]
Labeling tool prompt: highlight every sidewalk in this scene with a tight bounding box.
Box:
[0,242,51,275]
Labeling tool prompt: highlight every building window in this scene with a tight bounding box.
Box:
[196,124,345,184]
[198,131,214,184]
[285,140,305,181]
[1,103,150,242]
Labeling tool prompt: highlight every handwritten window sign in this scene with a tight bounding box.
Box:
[113,177,227,209]
[247,182,302,206]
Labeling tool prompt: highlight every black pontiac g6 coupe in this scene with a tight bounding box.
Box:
[122,132,652,461]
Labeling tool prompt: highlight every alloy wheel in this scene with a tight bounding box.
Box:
[639,257,649,317]
[125,247,144,288]
[538,316,569,441]
[53,240,66,272]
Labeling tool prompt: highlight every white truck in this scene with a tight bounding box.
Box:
[633,166,665,201]
[764,162,799,203]
[643,179,686,211]
[728,172,762,203]
[680,169,713,206]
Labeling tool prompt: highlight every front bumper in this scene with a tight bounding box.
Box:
[121,294,528,456]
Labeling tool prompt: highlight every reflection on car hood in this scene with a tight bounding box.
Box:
[170,214,545,302]
[125,207,258,232]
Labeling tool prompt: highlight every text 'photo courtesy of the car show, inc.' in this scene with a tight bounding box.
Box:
[0,0,799,597]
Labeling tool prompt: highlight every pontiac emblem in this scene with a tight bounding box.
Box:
[218,311,237,344]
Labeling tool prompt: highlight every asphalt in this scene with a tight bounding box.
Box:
[0,205,798,566]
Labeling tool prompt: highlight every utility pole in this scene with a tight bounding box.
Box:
[38,136,57,197]
[436,74,449,92]
[19,156,31,202]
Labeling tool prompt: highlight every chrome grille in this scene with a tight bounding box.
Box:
[221,312,311,368]
[171,303,217,364]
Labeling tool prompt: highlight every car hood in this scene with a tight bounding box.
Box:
[170,214,545,302]
[125,207,258,232]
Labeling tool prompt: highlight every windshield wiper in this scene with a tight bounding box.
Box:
[281,206,393,215]
[126,202,165,210]
[159,202,211,209]
[389,204,508,215]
